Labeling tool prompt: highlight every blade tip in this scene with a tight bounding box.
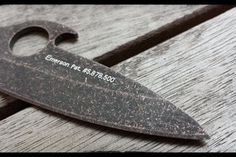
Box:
[195,129,210,140]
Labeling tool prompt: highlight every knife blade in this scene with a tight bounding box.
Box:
[0,21,209,140]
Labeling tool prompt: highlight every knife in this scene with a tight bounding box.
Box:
[0,20,209,140]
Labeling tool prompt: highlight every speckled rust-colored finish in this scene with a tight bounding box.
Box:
[0,21,209,140]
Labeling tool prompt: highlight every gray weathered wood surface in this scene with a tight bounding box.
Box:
[0,5,207,118]
[0,6,235,152]
[0,5,204,59]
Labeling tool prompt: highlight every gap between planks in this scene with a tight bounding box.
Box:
[94,5,234,66]
[0,5,234,121]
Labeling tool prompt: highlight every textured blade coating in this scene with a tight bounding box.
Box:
[0,21,209,140]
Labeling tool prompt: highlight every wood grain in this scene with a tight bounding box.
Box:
[0,5,205,59]
[0,5,207,119]
[0,7,235,152]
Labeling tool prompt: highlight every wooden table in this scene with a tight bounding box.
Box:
[0,5,235,152]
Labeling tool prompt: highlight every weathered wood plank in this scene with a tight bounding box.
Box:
[0,7,236,152]
[0,5,205,59]
[0,5,207,119]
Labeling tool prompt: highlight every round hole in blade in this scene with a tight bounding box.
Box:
[10,27,49,57]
